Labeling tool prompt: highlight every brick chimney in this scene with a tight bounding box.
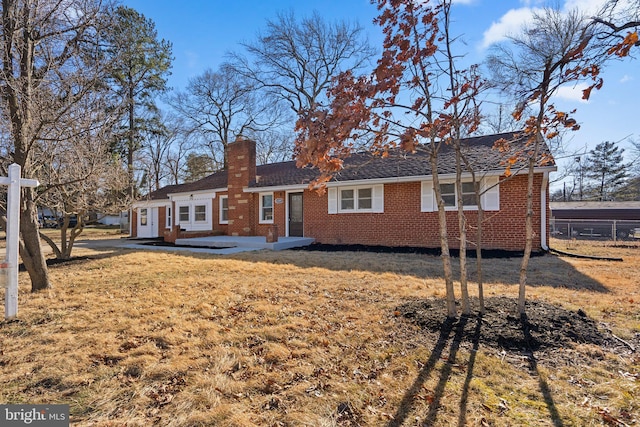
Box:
[226,136,256,236]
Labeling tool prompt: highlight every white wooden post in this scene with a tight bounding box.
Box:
[1,164,39,319]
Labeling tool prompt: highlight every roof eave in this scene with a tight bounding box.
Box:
[167,188,226,199]
[243,166,557,193]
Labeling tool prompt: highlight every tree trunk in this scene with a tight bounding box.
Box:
[464,159,485,315]
[19,190,51,291]
[517,157,536,315]
[128,76,136,200]
[455,145,470,315]
[430,149,457,318]
[475,195,485,315]
[39,233,63,259]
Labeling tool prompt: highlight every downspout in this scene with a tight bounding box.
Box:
[540,171,549,251]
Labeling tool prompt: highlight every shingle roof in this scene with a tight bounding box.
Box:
[252,131,554,187]
[144,131,554,200]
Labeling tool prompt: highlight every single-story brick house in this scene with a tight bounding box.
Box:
[131,132,556,252]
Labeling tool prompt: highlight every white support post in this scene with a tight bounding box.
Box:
[1,163,39,319]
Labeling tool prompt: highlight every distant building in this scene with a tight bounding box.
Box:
[550,201,640,239]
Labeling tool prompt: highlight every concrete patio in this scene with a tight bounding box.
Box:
[174,235,315,251]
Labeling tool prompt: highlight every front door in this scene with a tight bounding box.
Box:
[137,207,158,238]
[288,192,304,237]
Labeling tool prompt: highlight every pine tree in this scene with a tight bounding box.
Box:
[584,141,630,201]
[103,6,173,199]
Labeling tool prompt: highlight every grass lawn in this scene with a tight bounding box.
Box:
[0,238,638,426]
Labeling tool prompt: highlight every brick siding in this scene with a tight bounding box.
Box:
[303,175,547,251]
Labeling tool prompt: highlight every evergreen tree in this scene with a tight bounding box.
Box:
[584,141,630,200]
[183,153,216,183]
[103,6,173,199]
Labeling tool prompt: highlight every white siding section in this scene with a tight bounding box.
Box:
[421,181,435,212]
[171,193,214,231]
[481,176,500,211]
[328,188,338,214]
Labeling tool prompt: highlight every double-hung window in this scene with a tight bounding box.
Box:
[439,182,477,208]
[194,204,207,222]
[260,193,274,223]
[461,182,476,206]
[219,196,229,224]
[340,187,374,212]
[179,206,190,222]
[328,185,384,214]
[421,177,500,212]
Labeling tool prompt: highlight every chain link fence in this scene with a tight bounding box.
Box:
[550,219,640,242]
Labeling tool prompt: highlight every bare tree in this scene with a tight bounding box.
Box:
[592,0,639,54]
[0,0,115,291]
[139,112,191,192]
[170,65,283,169]
[296,0,490,319]
[441,2,486,315]
[36,95,128,259]
[488,7,603,315]
[230,10,375,115]
[165,132,196,186]
[482,103,520,134]
[252,129,294,165]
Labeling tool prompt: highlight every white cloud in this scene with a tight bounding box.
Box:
[620,75,633,83]
[554,83,590,103]
[562,0,608,15]
[452,0,476,4]
[519,0,545,6]
[480,7,540,49]
[480,0,628,50]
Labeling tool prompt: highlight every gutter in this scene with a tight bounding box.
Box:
[244,166,558,194]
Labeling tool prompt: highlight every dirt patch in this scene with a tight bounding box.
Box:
[296,242,545,259]
[396,296,637,353]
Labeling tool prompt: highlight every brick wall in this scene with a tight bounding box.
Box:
[226,137,256,236]
[303,174,548,251]
[252,190,287,237]
[131,209,137,237]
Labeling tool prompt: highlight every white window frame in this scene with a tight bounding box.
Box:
[328,184,384,214]
[165,206,172,229]
[194,204,207,222]
[339,186,373,212]
[439,182,477,209]
[259,192,274,224]
[219,196,229,224]
[421,177,500,212]
[178,205,190,222]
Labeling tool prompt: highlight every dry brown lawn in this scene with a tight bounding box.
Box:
[0,238,638,426]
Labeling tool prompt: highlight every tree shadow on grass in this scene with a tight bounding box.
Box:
[389,296,614,426]
[386,315,478,427]
[521,313,565,427]
[235,248,611,293]
[457,316,482,427]
[386,316,457,427]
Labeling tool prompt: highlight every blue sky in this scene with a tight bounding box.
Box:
[124,0,638,180]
